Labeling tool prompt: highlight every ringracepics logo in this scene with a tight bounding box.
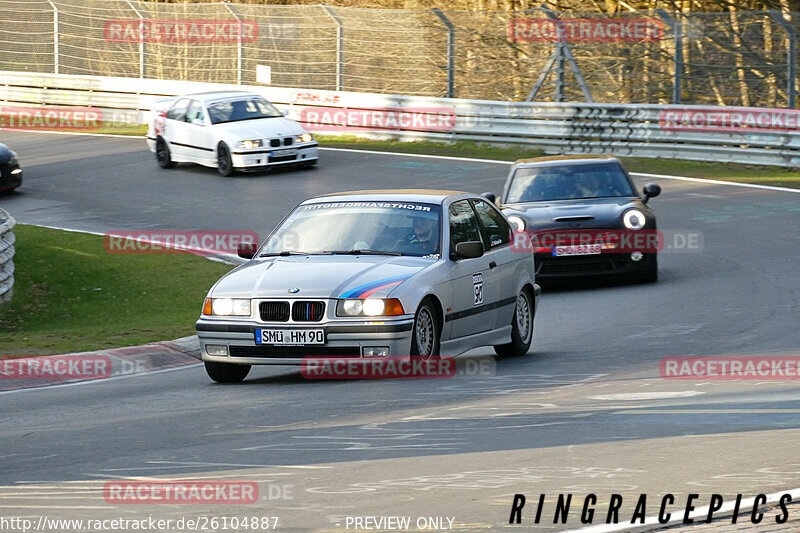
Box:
[298,107,456,132]
[103,481,259,504]
[661,356,800,380]
[0,106,102,131]
[660,107,800,133]
[104,231,258,256]
[508,18,663,43]
[1,355,112,380]
[103,20,258,43]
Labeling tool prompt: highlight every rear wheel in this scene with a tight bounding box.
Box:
[494,287,534,358]
[156,137,175,169]
[410,298,440,361]
[217,142,234,177]
[204,360,251,383]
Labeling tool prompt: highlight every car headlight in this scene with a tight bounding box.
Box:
[336,298,405,317]
[239,139,262,149]
[203,298,251,316]
[297,133,314,143]
[623,209,646,230]
[506,215,525,232]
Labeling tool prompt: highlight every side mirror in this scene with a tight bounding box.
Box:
[642,183,661,203]
[237,242,257,260]
[454,241,484,259]
[481,192,497,204]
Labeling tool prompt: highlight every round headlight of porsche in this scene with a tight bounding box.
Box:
[212,298,234,316]
[506,215,525,232]
[342,300,363,316]
[362,299,385,316]
[623,209,646,230]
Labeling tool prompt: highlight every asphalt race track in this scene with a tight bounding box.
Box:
[1,130,800,531]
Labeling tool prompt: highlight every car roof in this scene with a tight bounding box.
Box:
[182,91,261,103]
[307,189,470,204]
[513,154,620,167]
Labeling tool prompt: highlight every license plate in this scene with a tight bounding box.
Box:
[271,148,297,157]
[255,328,324,345]
[553,244,602,256]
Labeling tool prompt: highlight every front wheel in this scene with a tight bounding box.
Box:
[410,299,440,360]
[494,287,534,358]
[204,360,251,383]
[217,142,235,177]
[156,137,176,169]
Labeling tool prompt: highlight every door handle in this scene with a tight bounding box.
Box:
[489,261,497,269]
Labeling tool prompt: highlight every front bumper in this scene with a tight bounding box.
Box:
[0,162,22,191]
[196,317,414,366]
[231,143,318,170]
[535,251,656,278]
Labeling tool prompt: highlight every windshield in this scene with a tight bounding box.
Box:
[261,201,443,258]
[506,162,636,203]
[207,97,283,124]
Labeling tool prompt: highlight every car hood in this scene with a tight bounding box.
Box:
[211,255,433,299]
[504,197,643,229]
[214,117,307,140]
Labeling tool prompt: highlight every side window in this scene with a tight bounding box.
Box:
[166,98,189,121]
[448,200,482,260]
[472,199,511,248]
[185,101,205,124]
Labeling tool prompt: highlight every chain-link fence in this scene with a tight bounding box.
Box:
[1,1,799,107]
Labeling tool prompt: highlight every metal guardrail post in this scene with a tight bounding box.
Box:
[656,9,682,105]
[322,5,344,92]
[770,10,797,109]
[432,8,455,99]
[47,0,59,74]
[0,208,16,304]
[126,0,145,79]
[224,2,243,85]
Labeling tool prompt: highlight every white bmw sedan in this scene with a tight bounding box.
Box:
[146,91,318,176]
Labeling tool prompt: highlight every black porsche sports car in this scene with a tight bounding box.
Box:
[0,142,22,192]
[495,155,661,282]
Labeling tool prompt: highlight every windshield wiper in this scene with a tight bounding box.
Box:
[323,249,402,256]
[260,251,311,257]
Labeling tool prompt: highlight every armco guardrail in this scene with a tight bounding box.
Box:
[2,70,800,167]
[0,208,15,303]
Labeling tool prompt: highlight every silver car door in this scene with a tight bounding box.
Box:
[471,198,518,330]
[164,98,191,158]
[446,199,496,339]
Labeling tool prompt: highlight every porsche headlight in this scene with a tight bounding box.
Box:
[203,298,251,316]
[239,139,262,149]
[297,133,314,143]
[507,215,525,232]
[336,298,405,317]
[623,209,646,230]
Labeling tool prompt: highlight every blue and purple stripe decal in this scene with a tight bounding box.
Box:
[339,275,412,299]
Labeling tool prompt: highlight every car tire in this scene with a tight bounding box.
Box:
[410,298,441,361]
[204,360,251,383]
[493,287,534,358]
[639,254,658,283]
[156,137,176,169]
[217,142,235,177]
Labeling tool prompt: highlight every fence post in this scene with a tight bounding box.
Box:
[47,0,59,74]
[224,2,243,85]
[0,208,16,304]
[126,0,145,79]
[432,8,455,98]
[769,10,796,109]
[322,5,344,91]
[656,9,682,105]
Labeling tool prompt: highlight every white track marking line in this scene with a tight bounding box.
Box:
[631,171,800,194]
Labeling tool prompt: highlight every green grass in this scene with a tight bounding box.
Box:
[0,225,232,355]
